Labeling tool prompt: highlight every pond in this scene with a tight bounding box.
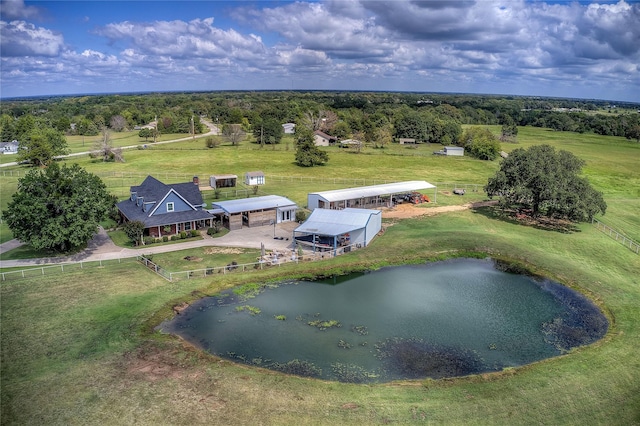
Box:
[159,258,608,383]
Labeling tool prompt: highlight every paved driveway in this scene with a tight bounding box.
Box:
[0,222,299,267]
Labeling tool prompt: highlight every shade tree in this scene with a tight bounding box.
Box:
[485,145,607,221]
[2,163,113,252]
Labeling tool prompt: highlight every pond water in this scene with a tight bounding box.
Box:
[159,258,608,383]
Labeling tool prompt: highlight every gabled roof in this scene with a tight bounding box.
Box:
[245,171,264,177]
[314,130,336,140]
[310,181,435,202]
[131,175,203,206]
[295,208,380,236]
[118,175,207,227]
[211,195,296,215]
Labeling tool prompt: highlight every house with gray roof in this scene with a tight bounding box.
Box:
[0,141,19,155]
[117,175,213,238]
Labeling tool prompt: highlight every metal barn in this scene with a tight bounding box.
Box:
[307,181,436,210]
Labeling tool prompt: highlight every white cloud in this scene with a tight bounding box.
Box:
[0,0,638,101]
[0,0,42,20]
[0,20,64,56]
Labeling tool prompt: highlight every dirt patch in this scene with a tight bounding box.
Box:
[203,247,245,255]
[173,302,190,315]
[382,201,497,220]
[184,256,203,262]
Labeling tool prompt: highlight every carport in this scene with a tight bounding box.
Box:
[293,208,381,256]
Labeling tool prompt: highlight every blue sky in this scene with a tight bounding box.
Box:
[1,0,639,101]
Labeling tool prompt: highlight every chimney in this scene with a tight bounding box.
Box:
[193,176,199,186]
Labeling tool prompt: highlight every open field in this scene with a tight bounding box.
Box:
[1,126,640,424]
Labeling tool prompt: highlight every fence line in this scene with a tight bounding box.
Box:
[1,257,134,281]
[3,170,484,193]
[592,218,639,254]
[139,243,364,282]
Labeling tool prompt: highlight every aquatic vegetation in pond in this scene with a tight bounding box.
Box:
[351,325,369,336]
[274,314,287,321]
[235,305,261,315]
[375,337,486,379]
[539,279,609,353]
[337,339,352,349]
[271,359,322,378]
[307,319,342,330]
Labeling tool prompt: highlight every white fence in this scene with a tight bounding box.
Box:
[592,218,639,254]
[1,257,134,281]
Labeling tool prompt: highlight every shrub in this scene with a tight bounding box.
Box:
[180,231,188,239]
[205,137,220,148]
[295,210,308,223]
[162,235,169,242]
[143,236,154,245]
[190,229,199,237]
[171,235,179,241]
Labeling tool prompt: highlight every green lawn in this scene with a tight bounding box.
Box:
[1,126,640,424]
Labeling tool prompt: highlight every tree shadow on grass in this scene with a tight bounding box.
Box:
[471,205,581,234]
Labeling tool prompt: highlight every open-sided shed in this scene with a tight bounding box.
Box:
[293,208,381,255]
[209,174,237,189]
[210,195,297,230]
[307,180,436,210]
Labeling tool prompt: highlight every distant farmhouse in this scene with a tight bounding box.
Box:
[0,141,19,155]
[282,123,296,134]
[117,176,213,238]
[313,130,338,146]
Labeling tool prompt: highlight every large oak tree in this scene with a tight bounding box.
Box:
[2,163,113,252]
[485,145,606,222]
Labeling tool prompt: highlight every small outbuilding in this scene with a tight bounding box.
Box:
[444,146,464,156]
[313,131,338,146]
[210,195,297,230]
[209,174,237,189]
[244,171,265,186]
[0,141,19,155]
[398,138,416,145]
[282,123,296,134]
[293,208,381,255]
[308,181,436,210]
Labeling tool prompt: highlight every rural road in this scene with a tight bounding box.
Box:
[0,118,220,168]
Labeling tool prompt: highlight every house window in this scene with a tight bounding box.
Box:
[184,222,192,231]
[167,202,174,212]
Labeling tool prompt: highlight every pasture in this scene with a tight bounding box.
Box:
[1,127,639,424]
